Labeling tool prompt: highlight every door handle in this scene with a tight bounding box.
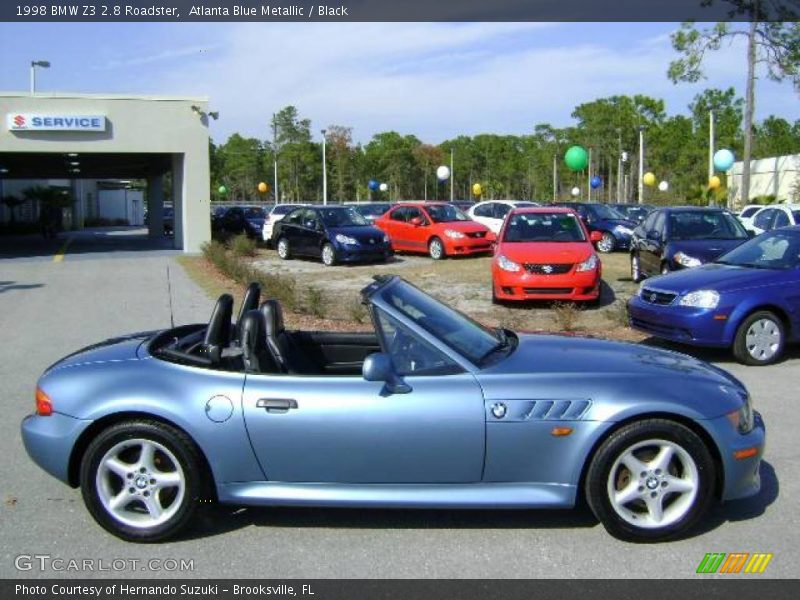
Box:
[256,398,298,412]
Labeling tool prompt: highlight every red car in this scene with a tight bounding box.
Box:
[492,207,603,302]
[375,202,493,259]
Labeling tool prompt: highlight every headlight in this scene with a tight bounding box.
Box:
[335,234,358,245]
[679,290,720,309]
[497,254,522,273]
[614,225,633,236]
[674,251,702,268]
[576,254,599,272]
[444,229,466,239]
[382,234,389,243]
[727,395,755,434]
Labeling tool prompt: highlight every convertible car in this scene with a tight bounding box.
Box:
[22,277,764,543]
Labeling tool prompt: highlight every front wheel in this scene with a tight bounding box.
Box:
[79,420,205,542]
[733,310,785,366]
[429,237,445,260]
[596,232,615,253]
[584,419,715,543]
[321,243,337,267]
[276,237,291,260]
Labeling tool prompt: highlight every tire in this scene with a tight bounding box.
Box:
[428,237,445,260]
[584,418,715,543]
[631,253,644,283]
[732,310,785,366]
[79,420,207,543]
[321,243,337,267]
[596,232,615,253]
[276,237,291,260]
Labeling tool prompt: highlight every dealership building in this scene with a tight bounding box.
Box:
[0,91,212,252]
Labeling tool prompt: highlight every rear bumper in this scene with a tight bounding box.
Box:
[494,269,601,301]
[627,296,730,347]
[21,412,93,485]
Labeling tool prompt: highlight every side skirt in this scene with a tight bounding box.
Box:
[217,482,576,509]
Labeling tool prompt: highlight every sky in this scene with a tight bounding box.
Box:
[1,21,797,145]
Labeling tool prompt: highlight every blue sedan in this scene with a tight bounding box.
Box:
[22,277,764,543]
[629,226,800,365]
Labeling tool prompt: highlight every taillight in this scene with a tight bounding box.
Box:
[35,387,53,416]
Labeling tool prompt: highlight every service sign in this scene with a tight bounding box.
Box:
[7,113,106,132]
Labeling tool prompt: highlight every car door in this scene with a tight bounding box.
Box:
[471,202,497,231]
[492,203,514,233]
[240,315,485,484]
[407,206,431,251]
[641,210,665,276]
[752,208,777,234]
[773,209,790,231]
[383,206,408,249]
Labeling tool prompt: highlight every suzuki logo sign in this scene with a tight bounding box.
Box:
[7,113,106,132]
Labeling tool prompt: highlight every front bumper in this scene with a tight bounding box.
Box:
[336,243,393,263]
[708,411,766,501]
[21,412,93,486]
[444,237,493,256]
[627,296,729,347]
[494,269,601,301]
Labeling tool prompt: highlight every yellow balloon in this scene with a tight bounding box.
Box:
[257,182,269,193]
[709,176,721,190]
[643,172,656,187]
[472,183,482,196]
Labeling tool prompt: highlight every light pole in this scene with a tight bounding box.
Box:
[449,148,454,202]
[552,154,558,203]
[272,114,279,204]
[637,126,645,205]
[708,109,715,192]
[321,129,328,205]
[30,60,50,95]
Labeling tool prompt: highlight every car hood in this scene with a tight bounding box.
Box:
[667,239,745,263]
[45,331,157,373]
[499,242,593,264]
[597,218,636,230]
[491,333,740,390]
[329,225,387,242]
[641,263,784,294]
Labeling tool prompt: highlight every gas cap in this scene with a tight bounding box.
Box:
[205,395,234,423]
[491,402,507,419]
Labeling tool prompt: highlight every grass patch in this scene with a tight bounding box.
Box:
[228,233,257,257]
[552,302,583,332]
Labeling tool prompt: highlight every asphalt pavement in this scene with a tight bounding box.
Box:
[0,229,796,579]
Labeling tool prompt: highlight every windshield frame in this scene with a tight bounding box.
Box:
[502,211,587,243]
[668,210,749,241]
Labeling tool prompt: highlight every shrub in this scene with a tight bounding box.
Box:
[303,286,327,318]
[607,299,630,329]
[552,301,582,332]
[346,298,368,324]
[228,233,257,257]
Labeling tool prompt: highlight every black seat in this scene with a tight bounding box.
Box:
[202,294,233,364]
[260,299,318,375]
[240,309,278,373]
[234,282,261,342]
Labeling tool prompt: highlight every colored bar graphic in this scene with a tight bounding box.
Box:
[697,552,772,574]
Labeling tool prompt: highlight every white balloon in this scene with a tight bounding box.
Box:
[571,186,580,197]
[658,181,669,192]
[379,182,388,192]
[436,165,450,181]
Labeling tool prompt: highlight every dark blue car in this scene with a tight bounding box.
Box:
[274,205,392,266]
[630,206,750,280]
[628,226,800,365]
[555,202,636,253]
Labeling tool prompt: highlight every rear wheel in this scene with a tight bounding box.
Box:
[733,310,785,366]
[277,237,291,260]
[428,237,445,260]
[80,420,206,542]
[321,243,337,267]
[597,232,615,253]
[585,419,715,543]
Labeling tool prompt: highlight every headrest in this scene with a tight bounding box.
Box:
[240,309,266,371]
[259,299,285,337]
[235,282,261,340]
[203,293,233,351]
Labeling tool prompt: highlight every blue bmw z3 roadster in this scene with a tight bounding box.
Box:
[22,276,765,542]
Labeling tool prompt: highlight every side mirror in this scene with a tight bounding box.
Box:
[363,352,411,394]
[589,231,602,243]
[410,217,423,226]
[747,229,756,238]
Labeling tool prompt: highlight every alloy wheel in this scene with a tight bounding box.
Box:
[745,318,781,362]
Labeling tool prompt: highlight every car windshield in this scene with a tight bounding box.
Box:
[319,207,368,227]
[356,204,390,217]
[503,212,586,242]
[715,229,800,270]
[669,211,748,240]
[244,207,265,219]
[740,207,760,218]
[589,204,625,220]
[426,204,470,223]
[793,211,800,223]
[379,280,503,365]
[273,205,300,215]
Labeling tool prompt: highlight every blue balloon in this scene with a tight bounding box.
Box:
[590,176,602,189]
[368,179,379,191]
[713,149,735,172]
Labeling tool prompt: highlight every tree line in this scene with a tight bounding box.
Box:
[210,94,800,206]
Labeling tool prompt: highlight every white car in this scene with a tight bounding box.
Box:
[467,200,539,234]
[737,204,764,230]
[748,203,800,235]
[262,204,307,245]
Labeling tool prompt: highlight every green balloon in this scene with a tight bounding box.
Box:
[564,146,589,172]
[218,185,227,195]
